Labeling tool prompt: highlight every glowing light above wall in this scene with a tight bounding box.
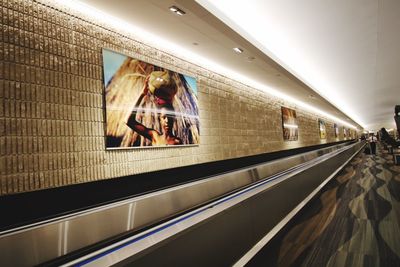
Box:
[53,0,358,130]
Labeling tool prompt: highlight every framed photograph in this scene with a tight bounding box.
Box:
[281,107,298,141]
[350,129,355,139]
[318,119,326,139]
[334,123,339,138]
[102,49,200,149]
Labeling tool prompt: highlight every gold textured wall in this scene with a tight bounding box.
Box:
[0,0,347,195]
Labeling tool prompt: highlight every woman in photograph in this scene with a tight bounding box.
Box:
[126,71,182,146]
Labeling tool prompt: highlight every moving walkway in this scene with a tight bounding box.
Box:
[0,141,364,266]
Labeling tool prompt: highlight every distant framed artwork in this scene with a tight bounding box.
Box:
[102,49,200,149]
[343,127,347,139]
[318,119,326,139]
[281,107,298,141]
[334,123,339,138]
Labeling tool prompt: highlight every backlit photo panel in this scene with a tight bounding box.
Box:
[103,49,199,149]
[334,123,339,138]
[319,119,326,139]
[281,107,298,141]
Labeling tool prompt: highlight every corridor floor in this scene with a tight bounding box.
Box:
[247,144,400,267]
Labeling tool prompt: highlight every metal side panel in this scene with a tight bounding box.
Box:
[0,142,358,267]
[66,205,131,253]
[0,222,61,266]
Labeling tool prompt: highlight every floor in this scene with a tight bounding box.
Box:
[247,144,400,267]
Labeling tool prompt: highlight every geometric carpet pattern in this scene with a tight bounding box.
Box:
[247,144,400,267]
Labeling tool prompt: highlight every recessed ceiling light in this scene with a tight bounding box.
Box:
[169,6,186,15]
[246,56,255,62]
[233,47,243,53]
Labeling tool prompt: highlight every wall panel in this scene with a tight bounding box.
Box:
[0,0,345,195]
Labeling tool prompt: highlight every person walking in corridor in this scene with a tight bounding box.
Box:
[368,134,378,154]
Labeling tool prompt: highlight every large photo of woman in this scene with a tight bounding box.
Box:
[103,49,199,149]
[334,123,339,138]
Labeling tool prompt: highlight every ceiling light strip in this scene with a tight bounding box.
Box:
[49,0,359,130]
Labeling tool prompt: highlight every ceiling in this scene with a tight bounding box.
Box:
[197,0,400,131]
[77,0,400,131]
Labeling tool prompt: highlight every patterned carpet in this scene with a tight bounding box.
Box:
[247,143,400,267]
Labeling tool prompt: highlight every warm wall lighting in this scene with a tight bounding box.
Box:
[52,0,358,130]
